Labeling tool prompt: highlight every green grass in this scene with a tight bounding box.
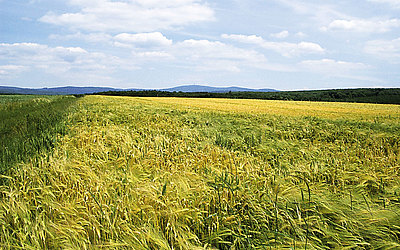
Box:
[0,95,78,175]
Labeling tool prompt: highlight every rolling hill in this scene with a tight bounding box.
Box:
[0,85,277,95]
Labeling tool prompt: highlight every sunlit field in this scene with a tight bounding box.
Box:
[142,97,400,123]
[1,95,399,249]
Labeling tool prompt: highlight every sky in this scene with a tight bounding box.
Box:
[1,0,400,90]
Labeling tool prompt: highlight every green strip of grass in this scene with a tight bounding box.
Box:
[0,95,78,175]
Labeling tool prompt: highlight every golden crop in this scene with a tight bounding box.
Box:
[1,95,399,249]
[143,97,400,123]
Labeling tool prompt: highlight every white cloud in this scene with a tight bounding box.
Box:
[299,59,369,74]
[322,18,400,33]
[0,42,130,76]
[114,32,172,48]
[222,34,264,44]
[177,39,261,60]
[0,39,271,78]
[364,38,400,61]
[368,0,400,8]
[295,32,307,38]
[174,39,267,72]
[273,0,349,23]
[40,0,215,33]
[49,32,112,43]
[221,34,325,57]
[0,65,27,78]
[50,32,173,49]
[270,30,289,39]
[133,51,174,60]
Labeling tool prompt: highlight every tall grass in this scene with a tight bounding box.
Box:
[0,95,399,249]
[0,95,77,175]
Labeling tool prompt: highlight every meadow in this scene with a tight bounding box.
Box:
[1,95,399,249]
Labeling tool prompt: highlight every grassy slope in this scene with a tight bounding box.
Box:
[1,95,399,249]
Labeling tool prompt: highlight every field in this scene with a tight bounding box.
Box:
[98,88,400,104]
[1,95,400,249]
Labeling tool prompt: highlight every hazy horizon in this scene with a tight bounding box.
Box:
[2,84,400,93]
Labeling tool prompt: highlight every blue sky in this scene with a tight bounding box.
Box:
[1,0,400,90]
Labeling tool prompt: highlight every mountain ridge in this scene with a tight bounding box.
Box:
[162,85,277,93]
[0,85,278,95]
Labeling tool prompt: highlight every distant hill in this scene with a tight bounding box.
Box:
[0,85,278,95]
[161,85,278,93]
[39,86,127,95]
[0,86,58,95]
[0,86,137,95]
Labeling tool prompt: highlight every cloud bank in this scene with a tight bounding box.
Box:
[40,0,215,32]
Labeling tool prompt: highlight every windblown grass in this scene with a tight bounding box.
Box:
[0,95,77,175]
[1,95,399,249]
[142,97,400,123]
